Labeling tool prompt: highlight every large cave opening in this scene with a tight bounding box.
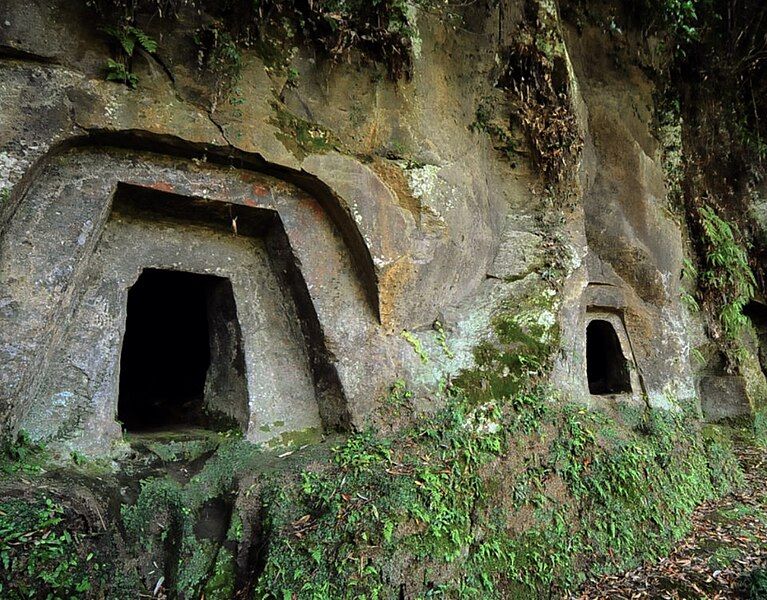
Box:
[118,268,246,432]
[586,319,632,395]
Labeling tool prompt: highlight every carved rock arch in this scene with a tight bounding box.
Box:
[0,145,383,452]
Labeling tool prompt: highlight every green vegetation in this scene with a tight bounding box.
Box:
[248,388,741,598]
[0,287,745,599]
[744,568,767,600]
[680,258,701,312]
[0,497,95,598]
[101,24,157,88]
[143,434,222,463]
[121,437,257,597]
[0,394,742,599]
[85,0,454,84]
[654,0,705,49]
[193,23,242,81]
[754,410,767,446]
[685,205,767,411]
[1,431,46,475]
[401,329,429,364]
[698,205,756,341]
[231,261,742,597]
[434,320,455,359]
[270,103,341,159]
[743,569,767,600]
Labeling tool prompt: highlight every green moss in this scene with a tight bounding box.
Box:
[454,279,559,409]
[266,426,323,449]
[259,420,289,435]
[271,103,342,160]
[145,435,221,463]
[202,547,236,600]
[121,437,263,597]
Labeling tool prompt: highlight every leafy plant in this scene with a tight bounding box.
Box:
[659,0,704,48]
[102,24,157,56]
[1,430,45,475]
[401,329,429,364]
[194,23,242,83]
[681,257,699,284]
[433,320,455,359]
[754,410,767,447]
[698,204,756,340]
[101,25,157,88]
[105,58,138,87]
[681,291,700,312]
[87,0,453,81]
[0,497,94,598]
[384,379,413,412]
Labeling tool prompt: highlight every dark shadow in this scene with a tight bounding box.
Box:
[745,300,767,374]
[118,268,245,432]
[587,319,632,395]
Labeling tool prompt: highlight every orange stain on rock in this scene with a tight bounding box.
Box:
[252,184,269,197]
[147,182,174,193]
[299,196,326,220]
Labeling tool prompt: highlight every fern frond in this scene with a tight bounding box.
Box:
[129,26,158,53]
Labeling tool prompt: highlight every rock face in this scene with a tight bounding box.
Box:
[3,1,767,599]
[0,0,762,452]
[1,146,384,451]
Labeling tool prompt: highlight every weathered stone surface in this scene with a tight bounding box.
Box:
[551,22,696,411]
[0,147,392,452]
[4,3,767,598]
[700,376,752,421]
[1,0,762,459]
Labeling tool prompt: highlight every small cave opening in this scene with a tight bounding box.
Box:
[118,268,247,433]
[586,319,632,395]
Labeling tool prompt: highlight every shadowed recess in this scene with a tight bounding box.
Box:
[587,319,631,395]
[118,268,245,432]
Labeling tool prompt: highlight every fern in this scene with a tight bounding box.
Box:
[130,26,157,53]
[681,258,698,283]
[102,25,157,55]
[681,291,700,312]
[698,204,756,339]
[105,58,138,87]
[101,25,157,87]
[680,258,702,312]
